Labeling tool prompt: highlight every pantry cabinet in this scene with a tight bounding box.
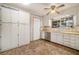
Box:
[1,7,12,22]
[1,23,14,51]
[11,10,19,23]
[18,11,30,24]
[18,24,30,46]
[0,6,30,52]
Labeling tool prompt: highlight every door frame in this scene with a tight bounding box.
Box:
[30,15,41,41]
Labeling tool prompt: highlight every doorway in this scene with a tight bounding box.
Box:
[31,17,41,41]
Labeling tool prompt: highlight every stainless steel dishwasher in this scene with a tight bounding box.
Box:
[45,32,51,41]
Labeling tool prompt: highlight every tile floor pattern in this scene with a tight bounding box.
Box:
[0,39,79,55]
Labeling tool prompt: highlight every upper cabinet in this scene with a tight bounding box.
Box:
[0,7,30,24]
[52,16,75,28]
[1,7,12,22]
[18,10,30,24]
[11,9,19,23]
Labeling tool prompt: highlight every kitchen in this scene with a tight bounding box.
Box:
[0,3,79,55]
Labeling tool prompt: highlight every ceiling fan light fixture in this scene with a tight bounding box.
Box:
[51,10,55,13]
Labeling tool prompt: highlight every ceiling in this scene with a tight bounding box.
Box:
[2,3,79,16]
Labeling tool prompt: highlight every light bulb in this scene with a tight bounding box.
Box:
[51,10,55,13]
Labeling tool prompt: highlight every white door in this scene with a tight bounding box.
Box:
[33,18,40,40]
[18,24,30,46]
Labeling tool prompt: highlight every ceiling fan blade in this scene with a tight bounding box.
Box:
[46,11,51,15]
[55,10,60,14]
[44,8,50,10]
[57,4,65,8]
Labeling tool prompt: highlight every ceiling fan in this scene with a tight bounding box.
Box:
[44,4,65,15]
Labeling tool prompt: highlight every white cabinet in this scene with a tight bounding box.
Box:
[75,35,79,50]
[63,34,78,50]
[11,10,19,23]
[51,32,57,42]
[11,24,18,49]
[69,35,76,48]
[51,32,79,50]
[1,23,18,51]
[1,7,12,22]
[55,33,63,44]
[1,23,19,51]
[18,11,30,24]
[63,34,71,47]
[0,7,30,52]
[51,32,63,44]
[18,24,30,46]
[1,23,12,51]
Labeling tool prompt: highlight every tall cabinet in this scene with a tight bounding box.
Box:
[18,11,30,46]
[0,6,30,52]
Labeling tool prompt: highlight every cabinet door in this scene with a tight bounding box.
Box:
[56,33,63,44]
[25,24,30,44]
[51,32,63,44]
[11,10,19,23]
[18,24,30,46]
[1,7,12,22]
[11,24,18,48]
[75,35,79,50]
[51,32,57,42]
[19,11,30,24]
[1,23,12,51]
[70,35,76,49]
[63,34,71,47]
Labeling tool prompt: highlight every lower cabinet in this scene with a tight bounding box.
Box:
[0,7,30,52]
[0,23,30,52]
[75,35,79,50]
[1,23,18,51]
[51,32,63,44]
[51,32,79,50]
[63,34,71,47]
[18,24,30,46]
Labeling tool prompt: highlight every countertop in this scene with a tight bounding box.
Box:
[41,27,79,35]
